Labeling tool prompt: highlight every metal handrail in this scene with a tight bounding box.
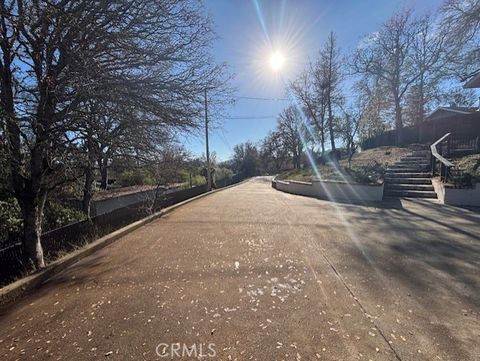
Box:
[431,133,454,167]
[430,133,454,183]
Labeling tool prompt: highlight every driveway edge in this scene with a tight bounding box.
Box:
[0,179,249,306]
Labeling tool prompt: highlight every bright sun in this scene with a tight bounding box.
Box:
[269,51,285,72]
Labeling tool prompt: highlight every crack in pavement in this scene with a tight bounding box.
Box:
[320,251,403,361]
[278,191,403,360]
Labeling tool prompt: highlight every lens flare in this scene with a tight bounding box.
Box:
[269,51,285,72]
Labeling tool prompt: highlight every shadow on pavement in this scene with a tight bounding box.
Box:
[340,198,480,309]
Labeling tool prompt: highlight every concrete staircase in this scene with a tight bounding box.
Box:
[384,150,437,199]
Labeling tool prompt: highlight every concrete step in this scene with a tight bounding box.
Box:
[411,151,430,157]
[383,189,438,198]
[402,156,428,160]
[386,184,434,191]
[390,163,429,168]
[399,158,429,163]
[386,167,429,173]
[384,172,431,178]
[385,177,432,184]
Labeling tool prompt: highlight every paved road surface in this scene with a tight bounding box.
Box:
[1,177,479,360]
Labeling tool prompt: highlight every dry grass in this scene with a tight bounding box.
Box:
[278,146,413,184]
[345,146,411,166]
[451,153,480,183]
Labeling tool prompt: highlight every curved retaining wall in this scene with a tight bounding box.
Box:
[432,179,480,206]
[273,178,384,202]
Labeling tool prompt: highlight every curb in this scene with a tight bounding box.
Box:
[0,179,250,306]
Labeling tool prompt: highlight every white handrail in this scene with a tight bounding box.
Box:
[430,133,454,167]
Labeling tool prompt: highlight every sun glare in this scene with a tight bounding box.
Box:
[269,51,285,72]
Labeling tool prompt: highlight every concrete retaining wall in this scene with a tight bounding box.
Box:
[274,178,384,202]
[432,179,480,206]
[275,180,317,197]
[93,189,158,216]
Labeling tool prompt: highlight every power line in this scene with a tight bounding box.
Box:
[235,95,360,100]
[235,96,289,101]
[225,115,277,120]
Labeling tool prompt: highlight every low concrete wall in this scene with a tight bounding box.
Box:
[275,180,317,197]
[432,178,480,206]
[92,189,158,216]
[274,178,384,202]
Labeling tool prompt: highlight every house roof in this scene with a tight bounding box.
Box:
[463,69,480,88]
[427,106,479,120]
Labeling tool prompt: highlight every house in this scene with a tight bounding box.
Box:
[463,69,480,89]
[425,69,480,130]
[427,106,479,122]
[361,71,480,149]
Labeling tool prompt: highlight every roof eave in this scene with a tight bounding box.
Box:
[464,73,480,88]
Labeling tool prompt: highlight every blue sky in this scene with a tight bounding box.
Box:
[182,0,444,161]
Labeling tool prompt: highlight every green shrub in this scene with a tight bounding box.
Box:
[119,170,155,187]
[0,198,88,247]
[43,202,87,231]
[346,162,385,184]
[179,170,206,187]
[450,171,474,187]
[0,198,22,248]
[216,167,234,181]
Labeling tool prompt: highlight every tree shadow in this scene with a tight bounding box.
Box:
[341,199,480,309]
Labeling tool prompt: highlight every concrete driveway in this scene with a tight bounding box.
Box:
[1,177,479,360]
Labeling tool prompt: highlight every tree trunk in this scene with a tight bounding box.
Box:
[418,79,425,125]
[151,183,165,214]
[328,118,336,152]
[320,119,326,156]
[327,103,336,152]
[82,138,96,217]
[99,158,108,190]
[394,96,403,144]
[82,167,94,218]
[297,145,303,169]
[21,192,47,269]
[293,150,300,169]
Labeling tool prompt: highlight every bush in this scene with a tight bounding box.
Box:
[346,162,385,184]
[179,169,206,188]
[449,171,474,187]
[216,167,234,181]
[0,198,87,248]
[0,198,22,248]
[43,202,87,232]
[119,170,155,187]
[451,154,480,186]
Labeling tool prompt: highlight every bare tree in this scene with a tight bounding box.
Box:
[74,99,173,217]
[407,13,449,124]
[290,69,326,155]
[0,0,231,269]
[292,32,343,156]
[339,105,363,168]
[441,0,480,77]
[352,9,417,135]
[260,130,288,173]
[319,32,343,153]
[148,145,189,214]
[277,106,309,169]
[354,75,390,141]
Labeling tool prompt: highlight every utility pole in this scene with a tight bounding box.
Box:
[204,89,211,191]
